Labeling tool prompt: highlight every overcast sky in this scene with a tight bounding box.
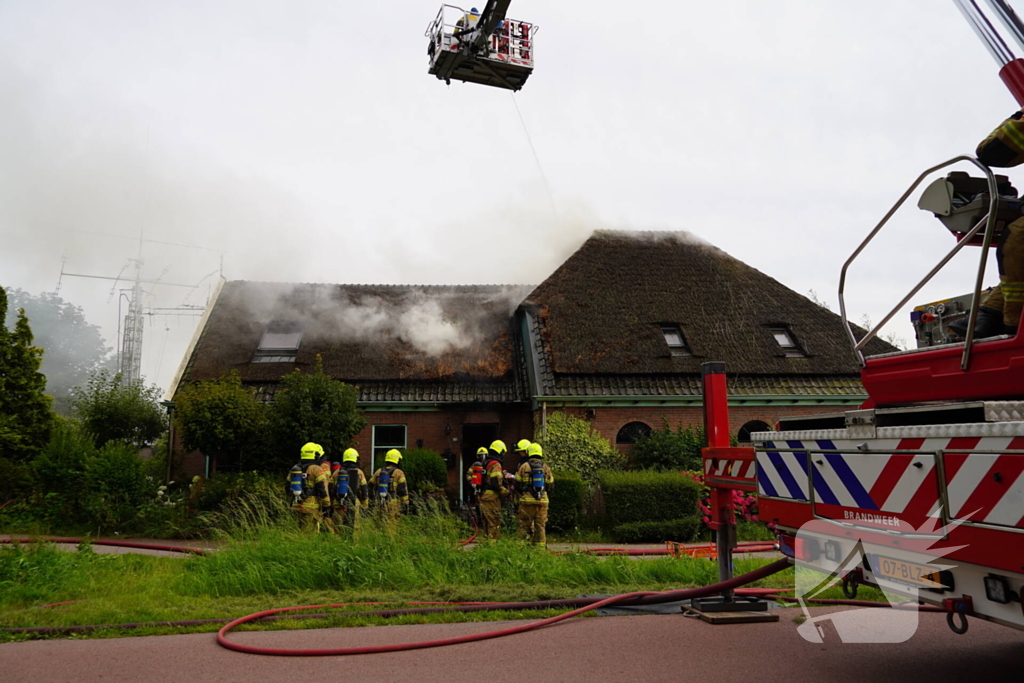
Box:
[2,0,1022,393]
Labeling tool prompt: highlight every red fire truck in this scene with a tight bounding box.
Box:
[706,0,1024,635]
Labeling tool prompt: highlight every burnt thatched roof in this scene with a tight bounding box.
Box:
[523,231,895,377]
[180,281,532,400]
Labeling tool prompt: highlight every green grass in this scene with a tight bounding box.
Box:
[0,511,790,642]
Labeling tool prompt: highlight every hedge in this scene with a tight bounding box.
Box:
[598,470,701,527]
[612,517,700,544]
[400,448,448,494]
[547,470,584,532]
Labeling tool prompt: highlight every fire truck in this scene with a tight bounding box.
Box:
[737,0,1024,634]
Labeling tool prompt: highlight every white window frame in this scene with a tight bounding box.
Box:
[769,327,805,357]
[661,325,691,357]
[371,424,407,472]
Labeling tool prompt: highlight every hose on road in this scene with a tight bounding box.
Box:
[215,558,792,656]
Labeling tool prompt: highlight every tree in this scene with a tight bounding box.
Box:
[536,411,624,481]
[173,373,268,471]
[4,288,114,414]
[71,370,166,447]
[0,287,53,461]
[269,356,367,468]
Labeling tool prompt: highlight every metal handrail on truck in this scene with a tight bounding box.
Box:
[838,155,1000,371]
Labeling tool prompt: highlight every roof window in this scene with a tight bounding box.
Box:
[769,326,805,358]
[661,325,690,357]
[253,322,301,363]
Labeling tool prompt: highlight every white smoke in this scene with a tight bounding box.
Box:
[240,283,533,357]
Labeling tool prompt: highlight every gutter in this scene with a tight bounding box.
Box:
[533,394,868,407]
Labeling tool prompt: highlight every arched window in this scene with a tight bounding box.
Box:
[738,420,773,443]
[616,421,653,445]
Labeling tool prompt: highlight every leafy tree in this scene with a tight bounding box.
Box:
[536,411,624,481]
[0,286,54,461]
[631,421,708,471]
[173,373,268,471]
[71,370,166,447]
[268,357,367,468]
[4,288,114,414]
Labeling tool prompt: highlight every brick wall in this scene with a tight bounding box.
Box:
[547,404,848,451]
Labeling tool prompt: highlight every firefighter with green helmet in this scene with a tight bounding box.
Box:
[370,449,409,529]
[515,442,554,546]
[286,442,331,529]
[334,447,369,528]
[479,439,509,540]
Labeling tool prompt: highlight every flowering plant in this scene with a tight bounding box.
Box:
[682,471,773,531]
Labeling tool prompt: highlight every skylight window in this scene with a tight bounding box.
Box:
[769,326,805,358]
[253,322,301,363]
[661,325,690,357]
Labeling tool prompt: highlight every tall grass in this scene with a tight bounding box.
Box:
[179,499,774,598]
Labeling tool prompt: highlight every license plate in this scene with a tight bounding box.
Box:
[869,555,943,589]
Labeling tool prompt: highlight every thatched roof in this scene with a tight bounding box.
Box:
[181,281,531,400]
[523,231,895,377]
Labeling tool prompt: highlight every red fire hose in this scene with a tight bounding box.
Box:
[215,558,792,656]
[0,537,208,555]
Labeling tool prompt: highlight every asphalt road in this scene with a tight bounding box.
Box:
[3,606,1021,683]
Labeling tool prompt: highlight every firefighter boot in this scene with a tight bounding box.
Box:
[947,306,1006,339]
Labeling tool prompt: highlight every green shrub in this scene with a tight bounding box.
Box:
[547,470,584,532]
[82,441,155,531]
[32,417,96,520]
[630,422,706,471]
[400,448,448,494]
[612,517,700,543]
[192,471,282,513]
[537,411,624,481]
[0,457,31,506]
[598,470,701,527]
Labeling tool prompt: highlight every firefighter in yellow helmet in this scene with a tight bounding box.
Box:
[370,449,409,530]
[286,442,331,529]
[465,446,488,503]
[515,442,554,546]
[478,440,509,540]
[334,447,369,529]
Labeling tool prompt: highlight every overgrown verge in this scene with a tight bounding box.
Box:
[0,504,790,642]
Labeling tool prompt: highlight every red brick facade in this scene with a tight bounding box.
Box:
[550,404,843,451]
[172,403,845,490]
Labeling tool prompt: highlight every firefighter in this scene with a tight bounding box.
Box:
[335,448,369,529]
[370,449,409,530]
[479,439,509,540]
[286,442,331,529]
[515,442,554,547]
[950,110,1024,338]
[465,446,488,504]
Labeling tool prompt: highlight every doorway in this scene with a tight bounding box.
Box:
[460,423,499,500]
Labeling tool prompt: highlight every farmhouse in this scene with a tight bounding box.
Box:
[167,231,893,493]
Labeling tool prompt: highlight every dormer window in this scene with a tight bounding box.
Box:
[253,322,301,363]
[661,325,690,357]
[769,326,805,358]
